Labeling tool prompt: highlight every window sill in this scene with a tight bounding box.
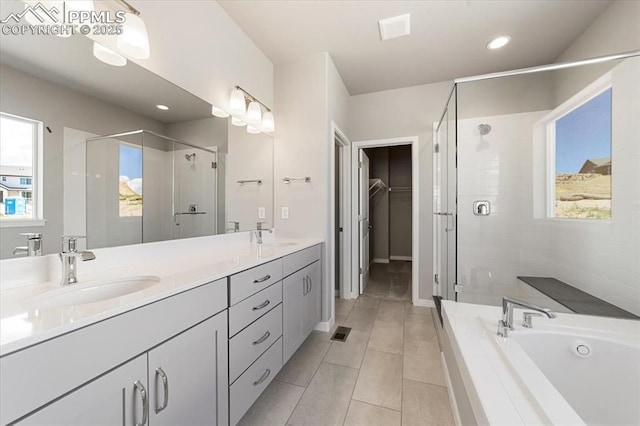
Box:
[0,219,47,228]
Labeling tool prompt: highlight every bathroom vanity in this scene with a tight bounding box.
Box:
[0,235,323,426]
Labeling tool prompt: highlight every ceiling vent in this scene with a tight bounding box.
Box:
[378,13,411,41]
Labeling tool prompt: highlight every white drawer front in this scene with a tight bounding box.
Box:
[230,338,283,425]
[283,244,321,278]
[229,281,282,337]
[229,304,282,383]
[230,259,283,305]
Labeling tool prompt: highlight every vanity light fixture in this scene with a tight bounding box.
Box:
[211,106,229,118]
[228,86,275,134]
[116,0,150,59]
[487,36,511,50]
[93,42,127,67]
[156,104,170,111]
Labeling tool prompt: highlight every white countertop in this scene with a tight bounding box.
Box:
[0,234,323,356]
[442,300,640,425]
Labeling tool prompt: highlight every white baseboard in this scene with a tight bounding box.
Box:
[389,255,412,261]
[414,298,436,308]
[314,318,333,333]
[372,258,390,264]
[441,351,462,426]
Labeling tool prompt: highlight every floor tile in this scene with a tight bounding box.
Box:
[404,303,432,317]
[288,363,359,426]
[324,329,369,368]
[368,320,403,354]
[343,400,401,426]
[404,313,438,350]
[403,340,446,386]
[402,380,454,426]
[336,298,356,316]
[276,337,331,387]
[238,380,305,426]
[352,350,403,410]
[344,307,378,334]
[354,295,381,311]
[377,300,405,324]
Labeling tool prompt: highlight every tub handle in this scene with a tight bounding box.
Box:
[522,312,543,328]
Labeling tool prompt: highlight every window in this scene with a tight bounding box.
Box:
[119,143,143,217]
[552,87,612,220]
[0,112,42,222]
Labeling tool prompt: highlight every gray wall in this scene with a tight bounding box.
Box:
[0,64,164,259]
[389,145,412,259]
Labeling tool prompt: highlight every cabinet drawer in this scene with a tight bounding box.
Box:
[230,259,283,305]
[230,304,282,383]
[230,338,282,425]
[283,244,321,278]
[229,281,282,336]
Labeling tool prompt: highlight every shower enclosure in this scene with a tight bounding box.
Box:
[86,130,218,249]
[433,52,640,315]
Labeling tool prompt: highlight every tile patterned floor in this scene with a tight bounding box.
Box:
[238,293,454,426]
[363,261,412,302]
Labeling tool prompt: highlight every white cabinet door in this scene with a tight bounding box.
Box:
[304,260,322,336]
[283,267,306,362]
[148,311,228,426]
[18,355,148,426]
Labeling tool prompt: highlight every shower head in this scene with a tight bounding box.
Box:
[185,153,196,161]
[478,124,492,135]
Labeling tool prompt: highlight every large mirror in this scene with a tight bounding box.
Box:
[0,3,273,256]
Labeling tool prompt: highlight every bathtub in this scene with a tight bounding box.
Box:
[441,301,640,425]
[512,330,640,425]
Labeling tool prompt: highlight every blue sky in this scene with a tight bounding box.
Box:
[119,144,142,179]
[555,88,611,173]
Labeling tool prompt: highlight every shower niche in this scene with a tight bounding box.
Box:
[86,130,218,249]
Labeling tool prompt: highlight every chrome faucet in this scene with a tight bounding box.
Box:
[227,221,240,233]
[59,236,95,286]
[254,222,273,244]
[498,297,556,337]
[13,233,43,257]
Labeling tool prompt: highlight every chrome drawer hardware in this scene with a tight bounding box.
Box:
[253,274,271,283]
[155,367,169,413]
[252,331,271,345]
[253,368,271,386]
[133,380,148,426]
[252,299,271,311]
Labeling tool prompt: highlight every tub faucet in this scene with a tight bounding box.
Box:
[227,221,240,233]
[13,233,43,257]
[254,222,272,244]
[498,297,556,337]
[59,236,95,286]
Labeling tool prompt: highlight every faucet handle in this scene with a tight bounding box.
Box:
[20,232,42,240]
[256,222,268,230]
[61,235,87,253]
[522,312,544,329]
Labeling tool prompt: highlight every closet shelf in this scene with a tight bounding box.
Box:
[369,178,387,201]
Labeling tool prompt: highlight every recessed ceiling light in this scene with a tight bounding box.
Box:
[156,104,170,111]
[487,36,511,50]
[379,14,411,41]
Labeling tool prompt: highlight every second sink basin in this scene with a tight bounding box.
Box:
[27,275,162,310]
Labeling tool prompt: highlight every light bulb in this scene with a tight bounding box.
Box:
[247,125,261,134]
[487,36,511,50]
[229,88,247,115]
[231,116,247,127]
[93,42,127,67]
[246,101,262,125]
[117,13,150,59]
[211,106,229,118]
[261,111,275,132]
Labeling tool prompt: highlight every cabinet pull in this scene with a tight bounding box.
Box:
[252,299,271,311]
[155,367,169,414]
[252,331,271,345]
[253,368,271,386]
[133,380,148,426]
[308,276,312,293]
[253,274,271,283]
[303,277,308,295]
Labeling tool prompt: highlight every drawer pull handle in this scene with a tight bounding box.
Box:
[253,331,271,345]
[252,299,271,311]
[155,367,169,414]
[253,274,271,283]
[253,368,271,386]
[133,380,148,426]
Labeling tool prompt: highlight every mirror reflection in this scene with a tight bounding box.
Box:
[0,21,273,256]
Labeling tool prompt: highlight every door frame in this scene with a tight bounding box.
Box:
[350,136,420,305]
[329,122,352,309]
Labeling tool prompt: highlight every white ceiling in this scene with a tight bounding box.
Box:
[219,0,613,95]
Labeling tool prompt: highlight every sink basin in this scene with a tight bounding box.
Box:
[261,242,298,248]
[27,275,161,310]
